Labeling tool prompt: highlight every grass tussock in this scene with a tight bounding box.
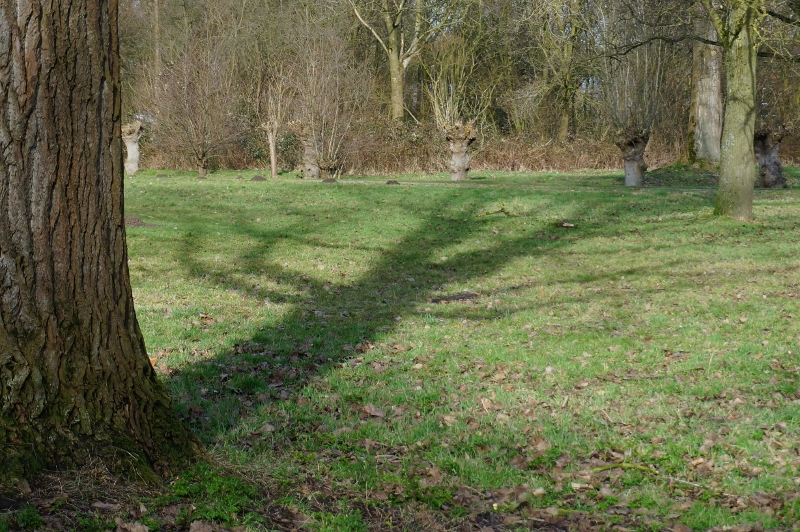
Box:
[3,167,800,531]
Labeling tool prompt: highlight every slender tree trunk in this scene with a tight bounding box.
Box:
[714,6,757,220]
[268,129,279,178]
[154,0,161,80]
[557,102,571,143]
[387,33,405,121]
[0,0,201,480]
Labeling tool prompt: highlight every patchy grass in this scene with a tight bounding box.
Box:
[4,167,800,531]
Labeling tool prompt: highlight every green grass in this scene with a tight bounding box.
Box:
[124,168,800,530]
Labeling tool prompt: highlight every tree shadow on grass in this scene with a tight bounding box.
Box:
[148,180,799,527]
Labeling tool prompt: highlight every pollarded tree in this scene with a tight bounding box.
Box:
[598,0,676,186]
[287,8,372,178]
[0,0,201,479]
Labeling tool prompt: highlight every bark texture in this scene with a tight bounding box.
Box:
[122,121,144,175]
[684,20,722,166]
[0,0,201,480]
[615,127,649,187]
[714,6,757,220]
[754,128,788,188]
[445,121,477,181]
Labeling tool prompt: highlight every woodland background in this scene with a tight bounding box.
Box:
[118,0,800,177]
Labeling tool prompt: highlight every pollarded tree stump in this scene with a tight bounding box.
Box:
[754,126,791,188]
[122,121,144,175]
[615,125,650,187]
[445,121,477,181]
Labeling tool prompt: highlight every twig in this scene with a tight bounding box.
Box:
[481,205,514,217]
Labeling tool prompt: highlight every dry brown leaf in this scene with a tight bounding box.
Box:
[441,414,457,426]
[92,501,121,512]
[363,403,386,418]
[188,522,213,532]
[115,518,150,532]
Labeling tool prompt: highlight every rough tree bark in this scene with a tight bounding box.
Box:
[703,1,758,220]
[615,126,649,187]
[754,127,789,188]
[445,121,477,181]
[0,0,201,480]
[683,19,722,166]
[122,121,144,175]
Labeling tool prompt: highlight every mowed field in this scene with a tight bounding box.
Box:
[120,168,800,531]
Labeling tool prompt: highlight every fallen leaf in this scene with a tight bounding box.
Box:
[189,522,213,532]
[363,403,386,418]
[92,501,121,512]
[441,414,457,426]
[115,518,150,532]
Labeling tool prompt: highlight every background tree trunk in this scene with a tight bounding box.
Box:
[615,128,649,186]
[714,6,757,220]
[122,121,144,175]
[297,129,320,179]
[0,0,201,480]
[683,19,722,166]
[754,129,787,188]
[387,37,406,121]
[268,129,279,178]
[446,122,477,181]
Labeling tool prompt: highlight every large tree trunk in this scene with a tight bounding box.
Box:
[446,122,477,181]
[615,127,649,187]
[683,20,722,166]
[0,0,201,480]
[754,128,788,188]
[714,6,757,220]
[122,121,144,175]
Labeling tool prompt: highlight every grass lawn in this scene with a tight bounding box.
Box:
[7,167,800,531]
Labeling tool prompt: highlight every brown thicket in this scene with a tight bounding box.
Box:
[117,0,800,184]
